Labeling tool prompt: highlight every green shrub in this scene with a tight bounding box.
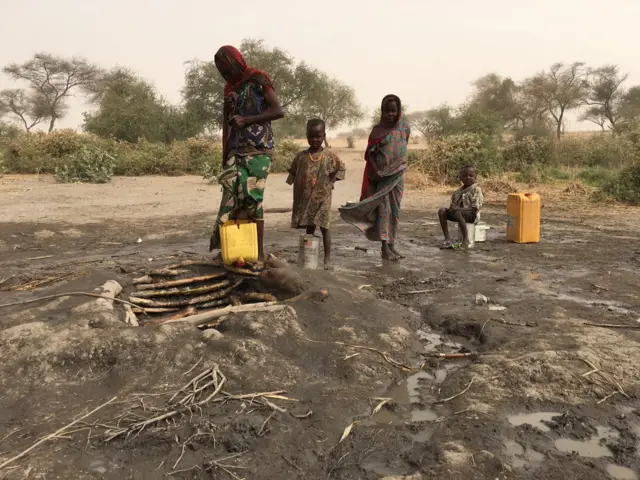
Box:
[55,146,116,184]
[604,162,640,205]
[515,165,573,184]
[578,166,618,187]
[200,154,223,183]
[408,133,501,184]
[272,139,299,173]
[502,136,554,170]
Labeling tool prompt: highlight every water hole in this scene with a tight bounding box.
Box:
[508,412,560,432]
[554,426,618,458]
[365,329,467,442]
[606,464,638,480]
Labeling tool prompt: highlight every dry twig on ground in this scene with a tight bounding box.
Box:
[422,352,477,359]
[303,337,413,372]
[164,302,292,325]
[0,292,143,311]
[584,323,640,330]
[435,379,475,404]
[0,397,117,470]
[105,366,227,441]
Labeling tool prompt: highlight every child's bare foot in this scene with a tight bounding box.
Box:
[381,243,401,261]
[441,239,454,249]
[389,244,404,259]
[324,259,333,270]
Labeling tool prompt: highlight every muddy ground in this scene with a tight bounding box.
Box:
[0,161,639,480]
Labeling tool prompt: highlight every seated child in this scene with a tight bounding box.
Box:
[438,165,483,248]
[287,118,346,269]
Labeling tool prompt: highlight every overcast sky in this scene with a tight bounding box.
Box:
[2,0,639,132]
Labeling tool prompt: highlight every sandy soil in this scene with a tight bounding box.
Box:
[0,146,639,480]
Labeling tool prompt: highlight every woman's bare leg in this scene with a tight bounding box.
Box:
[388,243,404,258]
[381,241,400,261]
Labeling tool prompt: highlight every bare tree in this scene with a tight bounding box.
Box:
[524,62,589,139]
[3,53,102,132]
[585,65,628,134]
[0,89,48,131]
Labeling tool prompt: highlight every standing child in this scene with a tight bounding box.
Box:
[287,119,346,270]
[438,165,483,248]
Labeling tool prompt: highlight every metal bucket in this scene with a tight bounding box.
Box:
[297,235,320,269]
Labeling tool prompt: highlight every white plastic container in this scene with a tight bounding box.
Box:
[457,221,489,247]
[297,235,320,269]
[475,222,489,242]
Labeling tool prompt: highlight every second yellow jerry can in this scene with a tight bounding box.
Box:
[506,193,541,243]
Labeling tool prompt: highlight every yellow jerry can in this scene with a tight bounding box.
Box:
[506,193,541,243]
[220,219,259,265]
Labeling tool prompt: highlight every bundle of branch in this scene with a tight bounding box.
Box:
[132,269,189,285]
[130,282,240,308]
[135,273,228,291]
[134,280,232,299]
[224,264,262,276]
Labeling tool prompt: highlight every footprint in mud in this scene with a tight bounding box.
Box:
[504,440,544,468]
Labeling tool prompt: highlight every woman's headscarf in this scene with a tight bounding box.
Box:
[215,45,274,96]
[370,94,402,140]
[360,94,405,199]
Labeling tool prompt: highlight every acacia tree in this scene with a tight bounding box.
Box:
[301,74,363,145]
[182,39,362,137]
[2,53,102,132]
[0,89,48,131]
[584,65,628,134]
[406,106,456,138]
[524,62,589,139]
[83,68,199,143]
[580,105,608,132]
[617,86,640,132]
[468,74,521,130]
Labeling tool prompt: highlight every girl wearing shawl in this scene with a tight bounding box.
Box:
[209,45,285,260]
[339,94,410,261]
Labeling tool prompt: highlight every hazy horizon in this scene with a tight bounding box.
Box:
[2,0,639,134]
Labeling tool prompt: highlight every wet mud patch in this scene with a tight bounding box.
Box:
[377,273,460,305]
[544,411,600,439]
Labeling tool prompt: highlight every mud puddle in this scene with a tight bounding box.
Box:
[606,464,638,480]
[364,328,469,445]
[554,425,618,458]
[508,411,560,432]
[368,370,440,426]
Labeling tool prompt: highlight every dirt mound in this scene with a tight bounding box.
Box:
[0,270,420,479]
